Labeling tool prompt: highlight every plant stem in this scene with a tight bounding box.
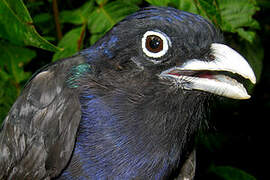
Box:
[77,23,86,51]
[52,0,62,40]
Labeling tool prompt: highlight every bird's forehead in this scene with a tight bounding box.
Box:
[120,6,219,43]
[126,7,209,26]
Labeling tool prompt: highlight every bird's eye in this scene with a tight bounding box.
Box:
[146,35,163,53]
[142,31,171,59]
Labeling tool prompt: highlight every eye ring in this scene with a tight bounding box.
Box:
[142,30,171,58]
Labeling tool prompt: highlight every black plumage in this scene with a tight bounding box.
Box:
[0,6,255,179]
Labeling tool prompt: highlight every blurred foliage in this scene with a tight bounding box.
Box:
[209,166,256,180]
[0,0,268,179]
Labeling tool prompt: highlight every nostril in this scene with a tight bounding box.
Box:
[208,54,215,61]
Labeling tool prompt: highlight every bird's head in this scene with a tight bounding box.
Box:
[82,6,256,101]
[78,7,257,173]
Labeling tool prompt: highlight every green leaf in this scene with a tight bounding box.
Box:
[33,13,53,24]
[209,166,256,180]
[0,79,19,124]
[60,0,95,25]
[96,0,109,6]
[4,0,32,22]
[218,0,260,42]
[90,33,105,45]
[88,1,139,44]
[119,0,143,5]
[0,41,35,83]
[0,0,59,52]
[25,0,44,10]
[197,0,221,25]
[171,0,221,26]
[33,12,55,37]
[236,29,256,43]
[52,26,86,61]
[145,0,170,6]
[171,0,199,14]
[219,0,260,29]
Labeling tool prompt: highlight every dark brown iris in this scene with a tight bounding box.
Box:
[145,35,163,53]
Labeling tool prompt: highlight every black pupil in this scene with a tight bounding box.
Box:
[150,38,160,49]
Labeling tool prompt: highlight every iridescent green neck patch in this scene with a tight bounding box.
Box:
[67,63,91,88]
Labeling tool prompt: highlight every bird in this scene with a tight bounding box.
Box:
[0,6,256,180]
